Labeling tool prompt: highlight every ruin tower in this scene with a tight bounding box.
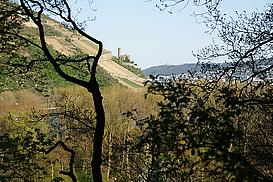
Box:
[118,48,123,58]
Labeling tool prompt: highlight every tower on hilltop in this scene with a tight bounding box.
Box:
[117,48,131,63]
[118,48,123,58]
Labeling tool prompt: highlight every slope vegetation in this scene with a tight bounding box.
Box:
[25,18,145,88]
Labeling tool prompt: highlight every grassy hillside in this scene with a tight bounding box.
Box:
[112,56,146,78]
[0,15,118,92]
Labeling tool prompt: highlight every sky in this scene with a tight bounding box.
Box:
[73,0,270,69]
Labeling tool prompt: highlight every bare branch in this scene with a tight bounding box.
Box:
[20,0,89,88]
[45,141,77,182]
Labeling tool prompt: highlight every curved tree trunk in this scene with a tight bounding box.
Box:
[89,81,105,182]
[19,0,106,181]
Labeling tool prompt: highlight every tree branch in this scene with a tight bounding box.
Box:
[45,141,77,182]
[20,0,89,88]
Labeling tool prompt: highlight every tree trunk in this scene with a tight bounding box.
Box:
[107,132,112,179]
[90,81,105,182]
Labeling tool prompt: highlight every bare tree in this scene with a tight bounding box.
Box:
[153,0,222,14]
[1,0,106,181]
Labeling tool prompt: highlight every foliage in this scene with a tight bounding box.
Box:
[127,4,273,180]
[0,0,27,54]
[112,56,146,78]
[76,172,93,182]
[128,77,273,181]
[101,85,160,181]
[3,81,273,181]
[0,113,53,181]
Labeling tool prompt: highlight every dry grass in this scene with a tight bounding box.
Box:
[0,90,44,114]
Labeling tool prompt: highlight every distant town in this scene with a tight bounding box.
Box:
[145,63,273,83]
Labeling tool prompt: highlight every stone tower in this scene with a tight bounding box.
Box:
[118,48,123,58]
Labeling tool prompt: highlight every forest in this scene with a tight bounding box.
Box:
[1,0,273,181]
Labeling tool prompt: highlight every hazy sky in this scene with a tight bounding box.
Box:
[74,0,270,69]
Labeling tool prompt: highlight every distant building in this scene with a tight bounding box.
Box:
[117,48,131,62]
[118,48,123,58]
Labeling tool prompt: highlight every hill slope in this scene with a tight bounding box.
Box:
[25,18,145,88]
[144,64,197,76]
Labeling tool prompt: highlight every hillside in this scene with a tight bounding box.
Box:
[144,60,273,82]
[24,18,145,88]
[144,64,197,76]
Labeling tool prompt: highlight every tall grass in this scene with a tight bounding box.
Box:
[0,90,44,114]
